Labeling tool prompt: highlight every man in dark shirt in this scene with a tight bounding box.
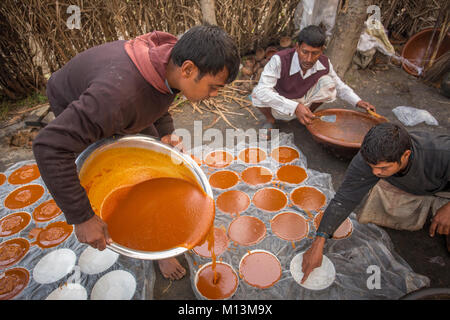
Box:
[301,123,450,282]
[32,25,240,281]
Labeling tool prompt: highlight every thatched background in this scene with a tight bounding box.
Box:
[0,0,447,101]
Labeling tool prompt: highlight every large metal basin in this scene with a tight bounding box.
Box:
[75,135,213,260]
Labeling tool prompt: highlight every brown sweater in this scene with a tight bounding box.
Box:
[33,39,178,225]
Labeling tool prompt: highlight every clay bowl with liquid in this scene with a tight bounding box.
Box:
[401,28,450,76]
[306,108,386,158]
[75,135,214,260]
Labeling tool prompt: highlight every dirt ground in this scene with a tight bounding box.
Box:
[1,61,448,300]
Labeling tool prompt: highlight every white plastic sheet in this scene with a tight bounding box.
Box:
[0,160,155,300]
[392,106,439,126]
[186,132,430,300]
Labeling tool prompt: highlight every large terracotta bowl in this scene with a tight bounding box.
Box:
[306,109,387,158]
[401,28,450,76]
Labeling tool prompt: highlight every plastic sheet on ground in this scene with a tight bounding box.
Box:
[392,106,439,127]
[0,160,155,300]
[186,132,430,300]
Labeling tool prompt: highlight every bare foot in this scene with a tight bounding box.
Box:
[157,257,186,280]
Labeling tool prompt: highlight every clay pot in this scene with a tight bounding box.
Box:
[241,66,254,77]
[243,56,256,69]
[255,48,265,61]
[280,36,292,48]
[401,28,450,76]
[265,46,278,60]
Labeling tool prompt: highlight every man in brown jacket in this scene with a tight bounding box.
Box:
[33,25,240,280]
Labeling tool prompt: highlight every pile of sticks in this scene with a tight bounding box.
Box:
[376,0,448,38]
[169,80,258,129]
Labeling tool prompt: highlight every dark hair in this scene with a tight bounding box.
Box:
[297,25,326,48]
[171,24,240,84]
[360,123,412,165]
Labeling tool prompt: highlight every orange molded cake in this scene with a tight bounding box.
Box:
[204,151,234,168]
[4,185,45,210]
[228,215,266,246]
[0,173,6,186]
[0,267,30,300]
[270,146,300,164]
[196,262,238,300]
[0,238,30,269]
[7,164,40,185]
[32,199,62,222]
[270,212,309,241]
[193,227,229,258]
[238,148,267,164]
[0,212,31,237]
[29,221,74,249]
[276,165,307,184]
[290,186,326,211]
[216,190,250,216]
[209,170,239,189]
[252,188,287,212]
[241,166,272,186]
[239,250,282,289]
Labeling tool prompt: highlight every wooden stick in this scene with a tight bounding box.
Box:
[204,116,220,129]
[10,103,49,115]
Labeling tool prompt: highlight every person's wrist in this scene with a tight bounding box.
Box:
[315,231,331,240]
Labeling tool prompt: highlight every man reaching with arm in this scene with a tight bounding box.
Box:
[301,123,450,283]
[32,25,240,281]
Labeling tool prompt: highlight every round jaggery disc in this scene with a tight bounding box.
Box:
[314,212,353,239]
[276,165,307,184]
[101,177,214,252]
[196,262,238,300]
[0,238,30,269]
[241,166,272,186]
[193,227,229,258]
[33,221,73,249]
[8,164,40,185]
[228,215,266,246]
[0,267,30,300]
[0,173,6,186]
[270,146,300,164]
[290,186,326,211]
[252,187,287,212]
[4,184,44,210]
[238,148,267,164]
[204,151,234,168]
[209,170,239,190]
[0,212,31,237]
[32,199,62,222]
[239,250,282,289]
[216,190,250,215]
[270,212,309,241]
